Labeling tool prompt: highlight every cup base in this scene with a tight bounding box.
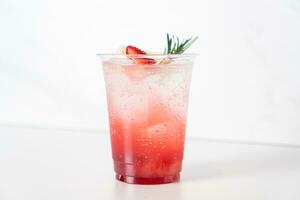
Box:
[115,173,180,185]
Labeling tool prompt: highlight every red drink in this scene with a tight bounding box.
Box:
[100,54,194,184]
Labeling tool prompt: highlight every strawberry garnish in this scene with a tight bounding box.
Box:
[126,45,146,55]
[125,45,156,65]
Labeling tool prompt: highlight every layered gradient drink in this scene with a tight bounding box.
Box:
[99,53,195,184]
[99,36,198,184]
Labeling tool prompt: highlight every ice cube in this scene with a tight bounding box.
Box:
[147,122,168,135]
[122,65,151,81]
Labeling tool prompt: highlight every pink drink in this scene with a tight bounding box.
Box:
[100,54,194,184]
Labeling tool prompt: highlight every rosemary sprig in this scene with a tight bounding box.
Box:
[164,33,198,54]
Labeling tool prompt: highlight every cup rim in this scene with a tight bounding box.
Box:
[96,53,198,59]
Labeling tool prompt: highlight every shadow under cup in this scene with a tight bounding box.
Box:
[99,54,196,184]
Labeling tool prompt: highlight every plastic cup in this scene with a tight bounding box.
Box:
[98,54,195,184]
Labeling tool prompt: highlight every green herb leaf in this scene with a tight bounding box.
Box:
[164,34,198,54]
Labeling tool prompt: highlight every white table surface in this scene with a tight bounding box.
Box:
[0,126,300,200]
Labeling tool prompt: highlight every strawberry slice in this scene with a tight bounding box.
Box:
[126,45,146,54]
[125,45,156,65]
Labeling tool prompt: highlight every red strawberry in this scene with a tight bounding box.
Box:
[126,45,146,54]
[125,45,156,65]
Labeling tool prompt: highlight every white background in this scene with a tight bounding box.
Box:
[0,0,300,145]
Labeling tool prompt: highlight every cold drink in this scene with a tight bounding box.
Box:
[100,54,194,184]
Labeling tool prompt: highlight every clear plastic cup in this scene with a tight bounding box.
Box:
[98,54,196,184]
